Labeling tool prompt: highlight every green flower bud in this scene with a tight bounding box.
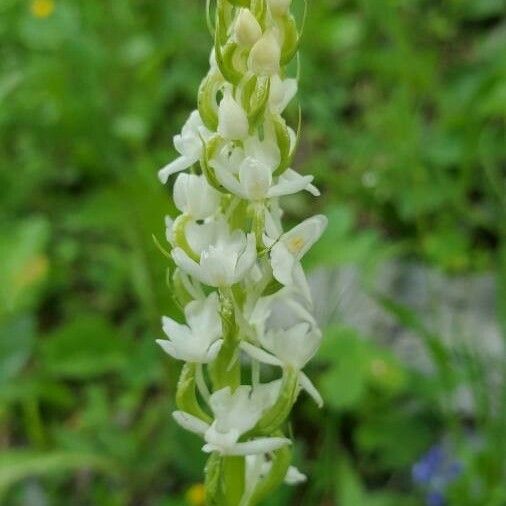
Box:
[234,8,262,48]
[218,87,250,140]
[248,30,281,76]
[267,0,292,17]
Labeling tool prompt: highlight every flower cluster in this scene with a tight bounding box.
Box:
[156,0,326,503]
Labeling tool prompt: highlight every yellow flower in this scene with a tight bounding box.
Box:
[185,483,206,506]
[30,0,55,19]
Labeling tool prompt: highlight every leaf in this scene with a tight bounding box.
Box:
[0,218,50,315]
[40,316,129,379]
[355,412,432,468]
[0,450,119,500]
[0,314,35,386]
[335,455,366,505]
[318,327,370,410]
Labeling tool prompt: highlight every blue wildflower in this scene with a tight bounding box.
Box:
[412,444,462,506]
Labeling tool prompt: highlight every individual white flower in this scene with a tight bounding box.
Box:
[269,75,298,114]
[218,87,249,141]
[158,111,211,184]
[247,289,317,340]
[173,384,291,456]
[241,290,324,406]
[248,30,281,76]
[212,135,316,201]
[234,8,262,48]
[172,220,257,287]
[262,323,322,370]
[265,215,327,298]
[156,292,222,363]
[211,134,278,177]
[173,173,221,219]
[268,0,292,16]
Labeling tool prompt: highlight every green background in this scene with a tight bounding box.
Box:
[0,0,504,504]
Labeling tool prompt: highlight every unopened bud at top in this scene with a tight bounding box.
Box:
[268,0,292,16]
[218,87,249,140]
[248,30,281,76]
[234,8,262,48]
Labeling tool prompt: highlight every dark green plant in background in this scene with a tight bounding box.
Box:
[0,0,504,504]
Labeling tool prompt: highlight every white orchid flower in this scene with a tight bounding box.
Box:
[264,214,327,300]
[241,323,323,407]
[212,136,317,201]
[173,384,291,456]
[156,292,222,363]
[173,173,221,220]
[269,75,298,114]
[172,220,257,287]
[158,110,211,184]
[240,290,324,406]
[218,86,249,141]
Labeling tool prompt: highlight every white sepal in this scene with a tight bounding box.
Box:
[218,87,249,141]
[173,173,220,219]
[172,411,210,435]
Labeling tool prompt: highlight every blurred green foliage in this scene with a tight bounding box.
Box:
[0,0,504,504]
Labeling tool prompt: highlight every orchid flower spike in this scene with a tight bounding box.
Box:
[156,0,327,502]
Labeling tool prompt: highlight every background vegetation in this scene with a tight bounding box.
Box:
[0,0,504,504]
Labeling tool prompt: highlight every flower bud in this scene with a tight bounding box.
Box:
[267,0,292,16]
[217,87,249,140]
[248,30,281,76]
[234,9,262,48]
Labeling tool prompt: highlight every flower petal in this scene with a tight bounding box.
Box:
[299,372,324,408]
[158,155,195,184]
[172,247,205,282]
[227,437,291,456]
[240,342,283,367]
[172,411,210,435]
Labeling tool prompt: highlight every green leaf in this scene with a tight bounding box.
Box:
[0,314,35,385]
[40,316,129,379]
[0,450,119,500]
[356,412,432,468]
[0,218,50,315]
[319,327,370,410]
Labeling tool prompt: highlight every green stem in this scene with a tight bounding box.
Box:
[223,456,245,506]
[22,397,47,449]
[210,288,241,390]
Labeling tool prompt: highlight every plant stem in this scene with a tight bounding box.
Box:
[223,455,245,506]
